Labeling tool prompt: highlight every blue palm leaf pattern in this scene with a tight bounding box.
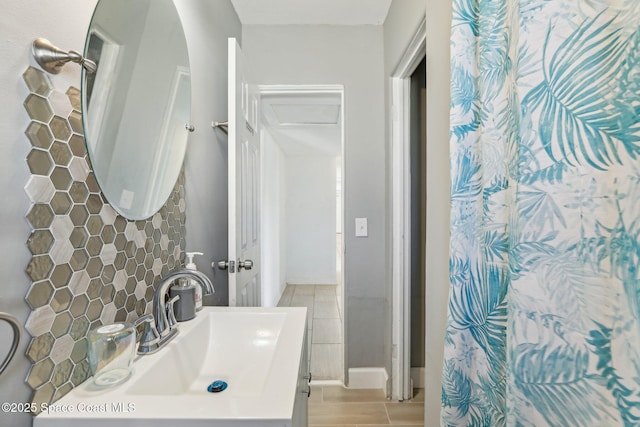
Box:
[451,65,476,114]
[587,323,640,426]
[508,233,557,280]
[513,343,615,426]
[484,230,508,262]
[518,162,565,185]
[443,0,640,425]
[475,0,511,102]
[522,13,640,170]
[516,188,566,232]
[452,0,479,37]
[451,64,483,140]
[442,359,473,417]
[588,209,640,324]
[448,261,508,405]
[451,152,482,201]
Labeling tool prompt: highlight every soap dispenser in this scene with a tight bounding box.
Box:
[169,278,196,322]
[185,252,204,312]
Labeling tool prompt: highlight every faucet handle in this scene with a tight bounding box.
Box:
[133,313,153,327]
[134,314,160,354]
[166,295,180,330]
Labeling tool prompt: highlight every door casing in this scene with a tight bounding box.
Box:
[391,17,426,401]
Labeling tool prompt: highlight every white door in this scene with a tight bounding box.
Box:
[226,38,260,307]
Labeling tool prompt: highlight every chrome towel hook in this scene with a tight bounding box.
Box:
[0,312,21,376]
[212,120,229,134]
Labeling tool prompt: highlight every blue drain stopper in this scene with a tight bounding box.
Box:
[207,380,228,393]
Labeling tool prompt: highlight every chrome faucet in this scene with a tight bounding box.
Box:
[153,269,214,336]
[135,269,215,355]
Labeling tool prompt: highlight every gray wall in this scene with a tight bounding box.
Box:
[0,2,97,426]
[425,0,452,424]
[0,1,452,426]
[0,2,240,426]
[242,25,389,373]
[173,0,241,306]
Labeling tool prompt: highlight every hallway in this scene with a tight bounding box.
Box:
[278,283,425,425]
[278,284,343,381]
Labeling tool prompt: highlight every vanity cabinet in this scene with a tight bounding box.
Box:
[292,328,310,427]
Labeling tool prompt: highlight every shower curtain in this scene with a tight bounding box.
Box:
[441,0,640,426]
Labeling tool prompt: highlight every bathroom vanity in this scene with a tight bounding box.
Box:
[34,307,309,427]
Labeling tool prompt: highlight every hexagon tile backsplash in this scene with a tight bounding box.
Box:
[21,66,187,412]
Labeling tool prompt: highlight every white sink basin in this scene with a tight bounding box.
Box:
[34,306,308,427]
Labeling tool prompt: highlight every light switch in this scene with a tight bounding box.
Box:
[355,217,368,237]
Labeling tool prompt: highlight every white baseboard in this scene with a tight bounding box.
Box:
[286,278,337,286]
[347,368,388,390]
[411,367,425,388]
[309,379,343,387]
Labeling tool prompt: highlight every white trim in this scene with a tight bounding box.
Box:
[392,18,427,77]
[285,279,337,286]
[347,368,388,390]
[228,38,239,306]
[309,379,343,387]
[258,84,344,95]
[339,88,346,384]
[411,367,425,389]
[391,17,426,402]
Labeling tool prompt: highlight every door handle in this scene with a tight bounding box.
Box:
[214,260,235,273]
[238,260,253,271]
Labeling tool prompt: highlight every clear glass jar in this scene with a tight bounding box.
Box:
[88,322,136,386]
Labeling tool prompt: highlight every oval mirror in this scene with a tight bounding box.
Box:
[82,0,191,220]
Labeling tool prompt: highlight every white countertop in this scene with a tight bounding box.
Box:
[34,306,307,427]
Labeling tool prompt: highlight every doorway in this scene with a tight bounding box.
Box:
[391,18,426,401]
[409,57,426,389]
[259,85,346,382]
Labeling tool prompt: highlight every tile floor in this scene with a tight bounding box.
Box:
[278,285,425,425]
[278,283,343,380]
[278,236,423,425]
[309,385,424,426]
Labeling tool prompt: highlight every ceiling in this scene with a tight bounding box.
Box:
[230,0,393,26]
